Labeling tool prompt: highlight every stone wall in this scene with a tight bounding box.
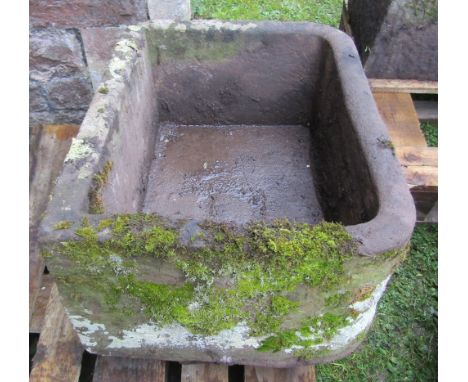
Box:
[29,0,152,127]
[30,0,148,28]
[29,28,94,126]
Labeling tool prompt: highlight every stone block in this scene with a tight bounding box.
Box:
[148,0,191,20]
[80,27,127,89]
[47,76,93,110]
[29,109,88,127]
[29,28,88,78]
[30,0,148,28]
[348,0,437,80]
[30,81,49,113]
[29,28,93,127]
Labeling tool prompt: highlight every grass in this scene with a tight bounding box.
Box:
[420,122,438,147]
[316,224,438,381]
[191,0,343,26]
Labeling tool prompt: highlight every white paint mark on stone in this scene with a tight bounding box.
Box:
[284,276,392,354]
[68,277,391,358]
[105,321,261,351]
[174,23,187,32]
[68,314,109,347]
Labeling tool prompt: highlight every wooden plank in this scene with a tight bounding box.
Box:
[29,234,44,322]
[30,273,54,333]
[93,356,166,382]
[411,188,438,221]
[414,100,438,121]
[30,124,79,323]
[30,124,42,185]
[244,365,316,382]
[30,124,79,227]
[369,79,438,94]
[395,146,438,167]
[424,201,438,223]
[339,1,352,36]
[403,165,438,189]
[374,92,427,147]
[181,363,229,382]
[30,283,83,382]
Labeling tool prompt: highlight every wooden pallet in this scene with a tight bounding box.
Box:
[372,88,438,222]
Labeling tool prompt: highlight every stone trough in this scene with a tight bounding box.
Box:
[39,20,415,367]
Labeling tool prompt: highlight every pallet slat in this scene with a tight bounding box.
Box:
[395,146,438,167]
[414,100,438,121]
[29,273,54,333]
[244,365,316,382]
[30,124,79,227]
[403,165,438,189]
[424,201,438,223]
[30,124,80,324]
[30,283,83,382]
[374,92,427,147]
[29,239,44,323]
[370,79,438,94]
[411,188,438,222]
[339,1,352,36]
[181,363,229,382]
[93,356,166,382]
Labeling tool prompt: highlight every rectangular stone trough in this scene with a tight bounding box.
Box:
[39,21,415,367]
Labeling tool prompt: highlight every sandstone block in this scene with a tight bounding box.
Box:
[30,0,148,28]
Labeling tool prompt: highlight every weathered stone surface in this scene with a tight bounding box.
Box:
[348,0,437,80]
[29,109,88,127]
[39,22,416,367]
[80,27,127,89]
[148,0,191,21]
[47,76,93,109]
[29,28,93,126]
[30,81,49,112]
[30,0,148,28]
[30,28,88,79]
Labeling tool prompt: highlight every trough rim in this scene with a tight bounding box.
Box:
[39,20,415,258]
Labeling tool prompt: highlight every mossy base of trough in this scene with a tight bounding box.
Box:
[44,214,408,365]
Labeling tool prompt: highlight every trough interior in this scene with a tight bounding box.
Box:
[101,26,378,226]
[143,123,323,224]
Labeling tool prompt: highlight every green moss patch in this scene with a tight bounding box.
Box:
[98,85,109,94]
[88,161,113,214]
[258,312,350,353]
[43,214,403,356]
[53,220,73,230]
[146,27,246,65]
